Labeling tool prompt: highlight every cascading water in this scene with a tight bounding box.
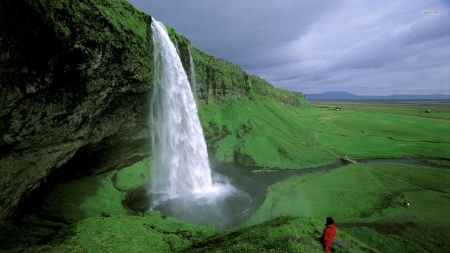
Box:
[150,18,213,201]
[149,18,247,230]
[188,47,198,102]
[174,37,180,55]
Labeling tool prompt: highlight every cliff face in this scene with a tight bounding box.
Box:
[0,0,154,221]
[164,25,305,105]
[0,0,305,221]
[163,25,252,102]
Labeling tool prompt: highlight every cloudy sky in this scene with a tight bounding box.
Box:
[128,0,449,95]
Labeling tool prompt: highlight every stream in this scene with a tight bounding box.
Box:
[127,157,441,230]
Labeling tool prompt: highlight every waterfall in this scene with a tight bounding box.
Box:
[174,37,180,55]
[149,18,244,230]
[150,18,212,202]
[188,47,198,102]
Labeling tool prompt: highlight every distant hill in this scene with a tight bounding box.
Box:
[305,91,450,100]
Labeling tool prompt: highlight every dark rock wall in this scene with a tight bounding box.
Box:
[0,0,153,221]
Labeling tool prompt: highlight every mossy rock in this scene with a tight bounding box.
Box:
[40,171,125,222]
[115,157,151,191]
[19,211,215,253]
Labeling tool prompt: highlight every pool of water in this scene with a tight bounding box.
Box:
[126,158,343,230]
[126,157,440,230]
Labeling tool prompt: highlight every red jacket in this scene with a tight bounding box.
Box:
[322,224,336,246]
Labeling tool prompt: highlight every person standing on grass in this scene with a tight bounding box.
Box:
[320,217,337,253]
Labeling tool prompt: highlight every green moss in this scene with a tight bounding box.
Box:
[115,157,151,191]
[19,212,215,253]
[41,171,126,222]
[215,134,239,162]
[40,156,153,223]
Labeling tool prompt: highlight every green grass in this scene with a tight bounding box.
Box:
[246,162,450,252]
[115,157,151,191]
[342,227,427,253]
[199,95,335,169]
[5,0,450,250]
[185,216,376,253]
[40,157,151,222]
[311,101,450,120]
[298,106,450,159]
[5,100,450,252]
[199,98,450,170]
[6,212,215,253]
[41,170,127,222]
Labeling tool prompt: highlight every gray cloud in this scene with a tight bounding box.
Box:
[129,0,450,95]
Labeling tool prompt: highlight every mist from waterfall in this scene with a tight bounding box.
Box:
[150,18,213,200]
[150,18,243,229]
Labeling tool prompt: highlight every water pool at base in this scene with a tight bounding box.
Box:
[126,158,436,230]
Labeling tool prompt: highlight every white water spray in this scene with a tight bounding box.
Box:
[149,18,245,229]
[150,18,213,202]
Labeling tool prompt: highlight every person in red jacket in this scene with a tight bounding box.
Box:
[320,217,337,253]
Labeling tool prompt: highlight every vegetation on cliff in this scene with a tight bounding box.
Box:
[1,0,450,252]
[0,0,154,222]
[198,94,336,169]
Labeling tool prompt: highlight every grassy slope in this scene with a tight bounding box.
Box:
[3,212,215,253]
[40,157,151,222]
[246,162,450,252]
[184,216,377,253]
[198,91,340,169]
[2,215,377,253]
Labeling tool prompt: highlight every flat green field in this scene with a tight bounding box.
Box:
[240,100,450,252]
[311,100,450,119]
[303,101,450,160]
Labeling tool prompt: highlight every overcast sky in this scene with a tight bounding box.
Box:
[128,0,449,95]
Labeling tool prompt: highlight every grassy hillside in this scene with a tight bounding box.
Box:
[185,216,376,253]
[246,162,450,252]
[1,214,377,253]
[198,89,339,169]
